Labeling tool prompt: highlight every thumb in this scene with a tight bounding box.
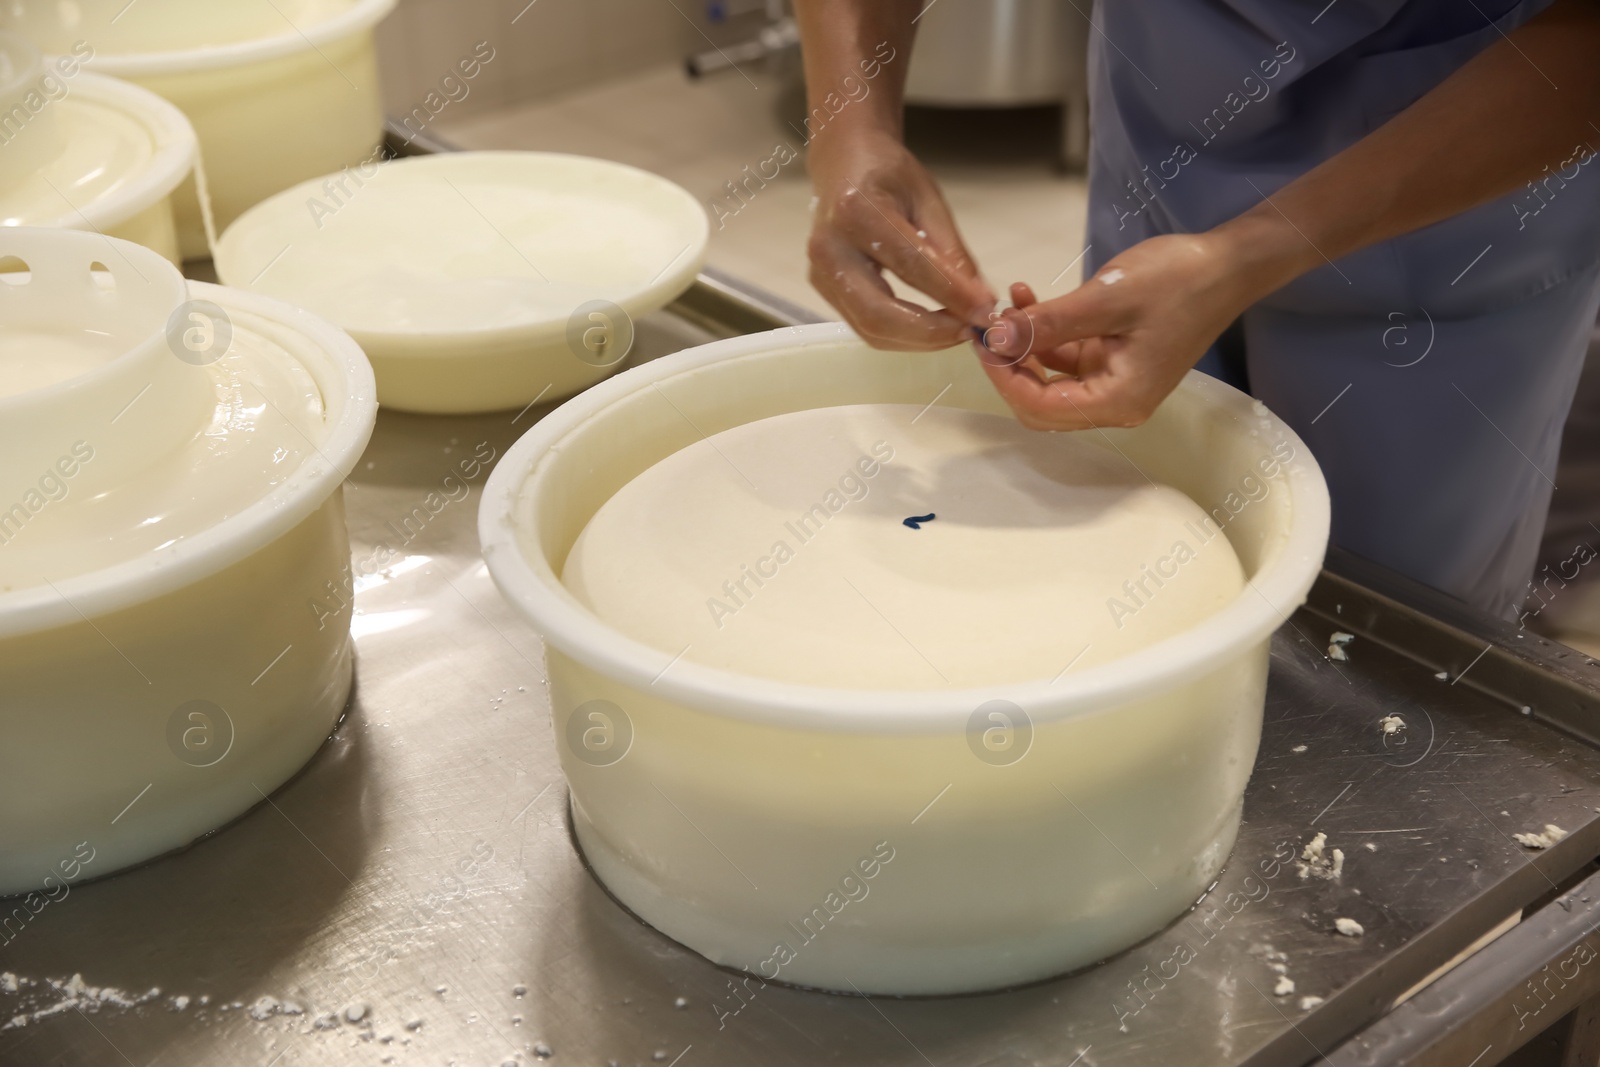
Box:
[983,282,1127,361]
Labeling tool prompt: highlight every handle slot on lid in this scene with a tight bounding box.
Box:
[0,233,166,320]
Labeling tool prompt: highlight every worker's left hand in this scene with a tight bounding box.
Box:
[977,233,1252,431]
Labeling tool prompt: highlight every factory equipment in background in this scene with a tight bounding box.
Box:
[904,0,1089,168]
[687,0,1091,169]
[685,0,800,79]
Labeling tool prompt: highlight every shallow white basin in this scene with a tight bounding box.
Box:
[215,151,709,414]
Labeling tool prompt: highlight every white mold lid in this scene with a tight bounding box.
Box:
[213,151,710,347]
[0,68,196,235]
[0,236,375,636]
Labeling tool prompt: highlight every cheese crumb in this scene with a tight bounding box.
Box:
[1099,268,1126,286]
[1330,631,1355,645]
[1334,917,1364,937]
[1329,644,1348,661]
[1434,670,1448,680]
[1291,744,1308,753]
[1273,975,1295,996]
[1302,832,1326,864]
[1513,824,1568,849]
[1299,995,1325,1010]
[1298,832,1345,881]
[1379,714,1405,737]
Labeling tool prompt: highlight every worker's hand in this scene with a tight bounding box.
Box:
[807,127,996,350]
[976,234,1251,430]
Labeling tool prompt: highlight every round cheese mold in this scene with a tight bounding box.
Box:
[0,228,376,897]
[214,151,710,414]
[565,403,1248,689]
[11,0,397,259]
[0,34,198,264]
[481,324,1331,995]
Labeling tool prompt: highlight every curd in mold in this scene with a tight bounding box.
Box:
[565,403,1247,688]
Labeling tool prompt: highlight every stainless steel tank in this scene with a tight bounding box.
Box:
[905,0,1090,165]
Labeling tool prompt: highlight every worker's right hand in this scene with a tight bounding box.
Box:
[806,126,996,350]
[977,234,1252,430]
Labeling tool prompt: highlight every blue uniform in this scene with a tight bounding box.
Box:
[1086,0,1600,618]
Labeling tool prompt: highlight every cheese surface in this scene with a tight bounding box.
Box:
[564,403,1245,689]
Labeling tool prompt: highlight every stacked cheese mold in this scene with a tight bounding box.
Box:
[0,228,376,896]
[2,0,396,258]
[481,324,1332,995]
[0,33,198,264]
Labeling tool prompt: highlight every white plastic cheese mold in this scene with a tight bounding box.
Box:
[0,228,376,896]
[480,324,1331,994]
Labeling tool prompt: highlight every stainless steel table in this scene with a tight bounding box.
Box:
[4,266,1600,1067]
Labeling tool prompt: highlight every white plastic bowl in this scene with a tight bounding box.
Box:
[480,324,1331,994]
[214,151,710,414]
[7,0,397,259]
[0,228,376,896]
[0,35,197,264]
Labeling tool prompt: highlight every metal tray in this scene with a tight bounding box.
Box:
[6,217,1600,1067]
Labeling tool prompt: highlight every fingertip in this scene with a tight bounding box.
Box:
[998,306,1034,352]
